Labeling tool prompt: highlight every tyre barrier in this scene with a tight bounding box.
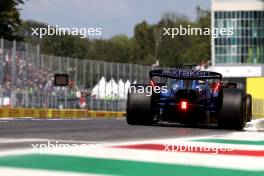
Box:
[0,108,126,119]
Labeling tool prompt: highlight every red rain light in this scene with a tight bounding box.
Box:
[180,100,188,110]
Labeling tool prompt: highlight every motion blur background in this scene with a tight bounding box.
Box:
[0,0,263,117]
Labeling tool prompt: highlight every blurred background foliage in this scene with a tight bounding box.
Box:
[0,0,211,67]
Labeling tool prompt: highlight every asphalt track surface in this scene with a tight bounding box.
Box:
[0,118,264,176]
[0,118,263,150]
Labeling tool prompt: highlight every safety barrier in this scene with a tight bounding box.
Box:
[0,106,262,119]
[246,77,264,118]
[252,99,264,118]
[0,108,126,119]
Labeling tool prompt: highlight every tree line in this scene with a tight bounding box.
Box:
[0,0,211,67]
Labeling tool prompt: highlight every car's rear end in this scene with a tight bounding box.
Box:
[150,69,223,124]
[126,68,250,130]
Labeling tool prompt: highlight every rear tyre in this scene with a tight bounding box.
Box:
[246,94,252,122]
[218,88,246,130]
[126,84,154,125]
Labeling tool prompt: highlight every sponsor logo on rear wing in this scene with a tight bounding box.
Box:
[149,69,222,80]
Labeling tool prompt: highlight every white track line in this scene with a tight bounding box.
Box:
[0,138,48,144]
[0,167,106,176]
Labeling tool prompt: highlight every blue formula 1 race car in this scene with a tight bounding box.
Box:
[126,67,252,130]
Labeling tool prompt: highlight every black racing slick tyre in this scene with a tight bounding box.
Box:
[246,94,252,122]
[126,84,154,125]
[218,88,246,130]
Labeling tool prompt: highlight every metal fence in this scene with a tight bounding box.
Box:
[0,39,152,111]
[0,39,263,116]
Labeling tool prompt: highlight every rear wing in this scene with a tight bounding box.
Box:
[149,69,222,80]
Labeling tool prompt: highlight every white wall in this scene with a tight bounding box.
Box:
[207,65,263,77]
[212,0,264,11]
